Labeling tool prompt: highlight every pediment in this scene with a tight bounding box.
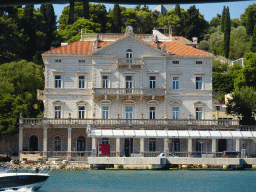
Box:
[90,35,169,58]
[123,100,136,105]
[100,100,111,106]
[170,101,182,106]
[147,100,159,106]
[76,100,88,106]
[52,100,65,105]
[193,101,206,106]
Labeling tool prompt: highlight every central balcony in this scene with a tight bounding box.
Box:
[116,58,144,69]
[93,88,165,98]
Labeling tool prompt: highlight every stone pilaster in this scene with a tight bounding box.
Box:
[116,137,120,157]
[140,138,144,157]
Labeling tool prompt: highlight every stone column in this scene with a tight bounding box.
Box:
[188,138,192,157]
[236,139,240,151]
[68,127,72,158]
[164,138,169,152]
[116,137,120,157]
[212,139,216,157]
[92,137,96,157]
[19,127,23,152]
[43,127,48,157]
[140,138,144,157]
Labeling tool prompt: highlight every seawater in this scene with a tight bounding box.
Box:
[5,169,256,192]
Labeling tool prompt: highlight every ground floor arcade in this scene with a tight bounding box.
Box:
[19,127,256,160]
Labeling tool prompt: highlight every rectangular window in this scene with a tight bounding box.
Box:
[196,77,202,90]
[196,61,202,64]
[55,59,62,63]
[149,76,156,89]
[173,77,179,89]
[173,138,180,152]
[216,106,220,111]
[79,76,85,89]
[102,76,109,88]
[149,138,156,151]
[173,61,179,64]
[196,107,202,120]
[55,106,61,119]
[126,76,133,93]
[102,106,109,119]
[173,107,179,119]
[79,60,85,63]
[55,75,62,88]
[78,106,85,119]
[126,106,132,124]
[150,107,156,119]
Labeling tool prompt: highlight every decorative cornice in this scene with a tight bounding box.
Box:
[170,101,182,106]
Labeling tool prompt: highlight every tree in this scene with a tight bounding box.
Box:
[210,14,221,28]
[229,26,251,60]
[174,4,181,17]
[179,5,209,41]
[0,60,44,135]
[221,6,226,33]
[157,9,185,36]
[226,86,256,125]
[246,10,255,36]
[223,6,231,58]
[234,52,256,90]
[251,25,256,52]
[58,18,101,43]
[20,5,37,61]
[111,4,122,33]
[40,4,57,52]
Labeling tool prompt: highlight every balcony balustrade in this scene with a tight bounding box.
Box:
[93,88,165,96]
[21,118,240,128]
[116,58,144,66]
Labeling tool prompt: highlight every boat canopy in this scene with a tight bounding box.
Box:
[89,129,256,139]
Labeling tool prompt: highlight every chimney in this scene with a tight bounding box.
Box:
[96,35,100,48]
[192,37,198,44]
[161,43,166,52]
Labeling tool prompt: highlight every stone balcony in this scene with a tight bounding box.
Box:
[116,58,144,69]
[93,88,165,99]
[20,118,241,130]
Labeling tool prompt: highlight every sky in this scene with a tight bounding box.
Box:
[34,1,255,22]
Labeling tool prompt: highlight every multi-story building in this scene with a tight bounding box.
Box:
[19,26,254,161]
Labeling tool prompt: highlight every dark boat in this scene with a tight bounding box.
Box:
[0,163,50,191]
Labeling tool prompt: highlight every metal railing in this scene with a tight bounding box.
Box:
[21,118,240,127]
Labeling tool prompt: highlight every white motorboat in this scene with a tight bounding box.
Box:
[0,163,50,191]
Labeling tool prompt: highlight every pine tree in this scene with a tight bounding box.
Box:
[21,5,37,61]
[174,4,181,17]
[224,6,231,58]
[83,0,89,19]
[221,6,226,33]
[40,4,57,52]
[111,4,121,33]
[251,25,256,52]
[246,10,254,36]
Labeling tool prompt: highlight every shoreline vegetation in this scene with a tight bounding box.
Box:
[4,160,256,171]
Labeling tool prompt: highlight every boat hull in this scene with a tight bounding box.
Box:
[0,173,49,191]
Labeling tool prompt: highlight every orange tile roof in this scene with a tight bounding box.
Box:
[172,36,197,45]
[147,41,214,57]
[44,38,213,57]
[44,40,113,55]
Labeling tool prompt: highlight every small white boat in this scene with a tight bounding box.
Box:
[0,163,50,191]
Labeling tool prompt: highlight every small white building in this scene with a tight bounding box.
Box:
[19,27,255,161]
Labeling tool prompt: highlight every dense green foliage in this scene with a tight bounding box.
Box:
[226,86,256,125]
[223,7,231,58]
[0,60,44,135]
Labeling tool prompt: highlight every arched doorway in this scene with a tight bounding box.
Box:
[54,136,61,151]
[29,135,38,151]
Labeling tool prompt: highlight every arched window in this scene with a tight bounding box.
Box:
[29,135,38,151]
[102,138,109,144]
[77,136,86,151]
[126,49,133,63]
[54,136,61,151]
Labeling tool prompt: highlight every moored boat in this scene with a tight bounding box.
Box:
[0,163,50,191]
